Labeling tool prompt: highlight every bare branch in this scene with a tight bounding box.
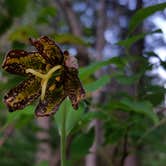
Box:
[57,0,82,36]
[55,0,89,66]
[0,125,14,146]
[96,0,106,59]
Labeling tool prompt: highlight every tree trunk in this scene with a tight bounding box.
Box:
[86,0,106,166]
[55,0,89,66]
[124,0,143,165]
[35,117,52,165]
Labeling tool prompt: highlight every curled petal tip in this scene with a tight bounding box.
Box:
[65,55,79,69]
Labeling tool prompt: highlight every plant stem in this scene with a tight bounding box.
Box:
[60,100,67,166]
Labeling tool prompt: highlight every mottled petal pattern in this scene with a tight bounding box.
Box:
[2,50,47,75]
[4,76,41,112]
[30,36,64,66]
[64,68,85,109]
[35,86,66,117]
[2,36,85,117]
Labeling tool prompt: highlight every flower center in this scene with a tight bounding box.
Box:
[26,65,62,100]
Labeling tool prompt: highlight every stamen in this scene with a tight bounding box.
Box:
[26,69,45,79]
[46,65,62,78]
[26,65,62,100]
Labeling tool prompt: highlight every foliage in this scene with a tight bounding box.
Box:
[128,2,166,34]
[0,0,166,166]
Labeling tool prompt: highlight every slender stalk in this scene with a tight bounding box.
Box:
[60,100,67,166]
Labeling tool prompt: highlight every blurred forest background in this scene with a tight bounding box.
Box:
[0,0,166,166]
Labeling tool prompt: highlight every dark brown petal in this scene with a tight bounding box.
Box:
[30,36,64,66]
[35,85,66,117]
[64,68,85,110]
[2,50,47,75]
[4,76,41,112]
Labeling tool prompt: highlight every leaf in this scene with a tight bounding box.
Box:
[54,34,88,46]
[114,73,141,85]
[117,29,162,48]
[104,119,126,144]
[160,60,166,70]
[66,103,84,135]
[120,98,159,124]
[83,111,107,122]
[0,13,12,35]
[79,57,127,80]
[55,99,84,136]
[5,0,29,17]
[79,60,110,80]
[144,51,160,59]
[2,105,34,130]
[9,25,38,42]
[129,2,166,34]
[36,161,49,166]
[70,129,94,160]
[143,85,166,106]
[151,142,166,153]
[37,7,57,24]
[85,75,110,92]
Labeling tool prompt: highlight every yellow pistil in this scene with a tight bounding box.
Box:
[26,65,62,100]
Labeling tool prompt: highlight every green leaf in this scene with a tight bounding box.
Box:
[160,60,166,70]
[104,118,126,144]
[83,111,107,122]
[0,13,12,35]
[79,57,127,80]
[117,29,162,48]
[144,51,160,59]
[2,105,34,130]
[37,7,57,24]
[120,98,159,124]
[55,99,84,136]
[66,104,84,135]
[5,0,29,17]
[9,25,38,42]
[143,85,166,106]
[36,161,49,166]
[85,75,110,92]
[70,129,94,160]
[114,73,141,85]
[54,34,88,46]
[129,2,166,34]
[79,60,110,80]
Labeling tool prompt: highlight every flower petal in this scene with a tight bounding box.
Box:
[4,76,41,112]
[64,68,85,109]
[30,36,64,66]
[35,86,66,117]
[2,50,47,75]
[64,50,79,69]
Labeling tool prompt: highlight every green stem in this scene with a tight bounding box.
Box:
[60,100,67,166]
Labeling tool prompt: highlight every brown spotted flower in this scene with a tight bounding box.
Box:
[2,36,85,117]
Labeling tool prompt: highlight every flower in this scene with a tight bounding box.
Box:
[2,36,85,117]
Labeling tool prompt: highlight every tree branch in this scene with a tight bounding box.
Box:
[96,0,106,60]
[55,0,89,66]
[86,1,106,166]
[0,125,14,146]
[35,117,52,165]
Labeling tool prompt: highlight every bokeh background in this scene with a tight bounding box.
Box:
[0,0,166,166]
